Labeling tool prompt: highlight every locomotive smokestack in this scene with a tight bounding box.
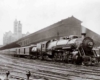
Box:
[81,26,86,39]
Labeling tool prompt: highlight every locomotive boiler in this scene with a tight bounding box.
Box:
[44,35,98,65]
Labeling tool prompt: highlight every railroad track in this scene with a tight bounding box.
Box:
[0,53,100,80]
[0,54,69,80]
[0,63,68,80]
[1,54,100,70]
[0,58,99,80]
[1,54,100,73]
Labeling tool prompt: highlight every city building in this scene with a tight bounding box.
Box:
[3,19,30,45]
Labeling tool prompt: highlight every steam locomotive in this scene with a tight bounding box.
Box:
[31,34,98,65]
[1,34,99,66]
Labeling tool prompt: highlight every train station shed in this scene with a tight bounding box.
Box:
[17,16,82,47]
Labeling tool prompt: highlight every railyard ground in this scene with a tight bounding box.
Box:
[0,53,100,80]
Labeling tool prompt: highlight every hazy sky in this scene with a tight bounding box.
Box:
[0,0,100,45]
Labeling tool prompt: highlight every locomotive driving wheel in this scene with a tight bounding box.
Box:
[59,52,63,61]
[55,52,63,61]
[53,52,58,61]
[63,51,70,63]
[58,52,61,61]
[75,55,83,65]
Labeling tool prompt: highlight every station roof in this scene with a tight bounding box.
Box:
[17,16,82,46]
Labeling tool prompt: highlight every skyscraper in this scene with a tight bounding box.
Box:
[18,21,22,34]
[14,19,22,35]
[14,19,18,34]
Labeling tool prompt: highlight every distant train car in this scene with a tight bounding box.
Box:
[9,48,17,56]
[1,49,10,55]
[0,48,17,56]
[16,45,37,58]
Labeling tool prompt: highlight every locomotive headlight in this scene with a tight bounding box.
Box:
[97,54,100,57]
[96,54,100,57]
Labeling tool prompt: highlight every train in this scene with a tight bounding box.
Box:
[1,34,99,66]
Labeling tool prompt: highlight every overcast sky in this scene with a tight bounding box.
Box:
[0,0,100,45]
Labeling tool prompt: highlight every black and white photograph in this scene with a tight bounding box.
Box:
[0,0,100,80]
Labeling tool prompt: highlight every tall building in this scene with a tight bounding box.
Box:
[13,19,23,40]
[18,21,22,34]
[14,19,18,34]
[14,19,22,35]
[3,19,29,45]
